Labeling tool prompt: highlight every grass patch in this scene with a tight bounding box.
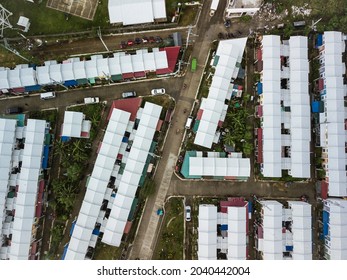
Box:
[1,0,109,37]
[0,47,28,67]
[153,197,184,260]
[93,243,123,260]
[28,109,58,129]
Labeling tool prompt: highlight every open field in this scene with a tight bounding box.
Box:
[1,0,108,36]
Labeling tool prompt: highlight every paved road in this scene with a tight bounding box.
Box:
[128,0,229,260]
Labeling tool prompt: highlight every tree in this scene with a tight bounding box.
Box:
[243,142,254,157]
[223,131,235,147]
[66,163,83,182]
[54,139,66,157]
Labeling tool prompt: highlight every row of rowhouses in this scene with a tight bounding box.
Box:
[255,35,311,178]
[0,117,48,260]
[0,47,180,93]
[65,100,162,259]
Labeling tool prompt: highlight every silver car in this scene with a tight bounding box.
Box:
[151,88,166,95]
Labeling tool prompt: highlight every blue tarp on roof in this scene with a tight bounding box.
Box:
[70,220,76,236]
[221,224,228,231]
[42,145,49,169]
[92,228,100,235]
[286,246,293,252]
[248,200,253,213]
[257,82,263,95]
[323,211,329,236]
[312,101,320,113]
[122,136,129,143]
[316,34,323,48]
[61,243,69,260]
[64,80,78,87]
[61,136,70,142]
[25,85,41,92]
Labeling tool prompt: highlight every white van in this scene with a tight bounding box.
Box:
[40,92,56,100]
[185,116,193,129]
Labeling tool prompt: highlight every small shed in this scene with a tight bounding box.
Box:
[17,16,30,32]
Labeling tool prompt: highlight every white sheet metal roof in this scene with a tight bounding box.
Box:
[189,157,250,177]
[8,69,22,88]
[320,31,347,197]
[0,69,9,89]
[97,58,110,78]
[9,119,46,260]
[85,60,98,79]
[324,199,347,260]
[288,201,312,259]
[0,119,17,240]
[261,201,283,260]
[61,63,75,81]
[289,36,310,178]
[108,56,122,76]
[198,205,217,260]
[36,66,51,85]
[194,38,247,148]
[227,207,247,260]
[49,64,63,83]
[108,0,166,25]
[261,35,282,177]
[65,109,131,260]
[73,61,87,80]
[102,102,162,247]
[62,111,84,138]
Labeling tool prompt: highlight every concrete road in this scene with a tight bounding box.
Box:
[128,0,229,260]
[0,77,183,113]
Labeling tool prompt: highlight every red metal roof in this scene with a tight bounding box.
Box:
[108,97,142,121]
[196,109,203,120]
[124,221,132,234]
[318,79,324,91]
[156,119,163,132]
[156,46,180,75]
[257,128,263,163]
[122,73,134,79]
[257,48,262,61]
[321,180,328,199]
[134,71,146,78]
[257,105,263,117]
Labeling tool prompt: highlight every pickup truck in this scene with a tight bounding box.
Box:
[84,97,100,104]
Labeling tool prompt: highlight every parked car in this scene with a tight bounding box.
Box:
[224,19,231,28]
[155,36,162,43]
[6,107,22,114]
[122,91,136,98]
[120,41,127,49]
[151,88,166,95]
[127,39,134,46]
[142,37,149,43]
[185,206,191,222]
[134,37,142,44]
[148,36,155,43]
[84,97,100,104]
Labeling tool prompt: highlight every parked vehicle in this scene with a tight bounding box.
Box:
[224,19,231,28]
[84,97,100,104]
[122,91,136,98]
[142,37,149,43]
[134,37,142,44]
[151,88,166,95]
[191,57,197,72]
[40,91,56,100]
[148,36,155,43]
[6,107,22,114]
[120,41,127,49]
[185,116,193,129]
[127,39,134,46]
[155,36,162,43]
[185,206,191,222]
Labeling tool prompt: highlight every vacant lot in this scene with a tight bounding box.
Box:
[1,0,108,36]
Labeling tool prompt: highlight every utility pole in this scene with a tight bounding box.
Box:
[185,25,198,49]
[97,26,109,52]
[2,38,30,62]
[0,4,13,38]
